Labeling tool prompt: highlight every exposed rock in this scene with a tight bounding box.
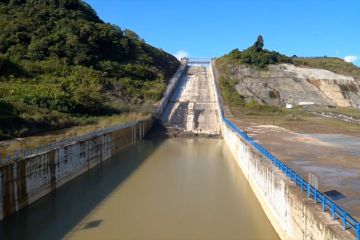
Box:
[228,64,360,107]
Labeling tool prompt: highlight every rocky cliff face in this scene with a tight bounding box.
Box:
[226,64,360,107]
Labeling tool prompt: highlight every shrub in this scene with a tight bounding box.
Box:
[217,35,292,69]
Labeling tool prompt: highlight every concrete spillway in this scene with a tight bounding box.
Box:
[161,64,220,136]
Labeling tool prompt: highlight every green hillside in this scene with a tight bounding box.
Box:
[216,35,292,69]
[0,0,179,139]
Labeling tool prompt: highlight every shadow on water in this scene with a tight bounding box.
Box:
[0,139,164,240]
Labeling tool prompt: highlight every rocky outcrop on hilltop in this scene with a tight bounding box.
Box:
[225,64,360,108]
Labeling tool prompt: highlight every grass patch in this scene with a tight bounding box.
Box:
[218,75,245,106]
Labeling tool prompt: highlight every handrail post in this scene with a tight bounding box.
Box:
[307,183,310,198]
[356,223,360,240]
[293,173,296,184]
[322,195,325,211]
[332,202,335,220]
[314,189,317,203]
[343,212,347,230]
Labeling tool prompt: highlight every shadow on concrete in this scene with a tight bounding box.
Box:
[0,139,163,240]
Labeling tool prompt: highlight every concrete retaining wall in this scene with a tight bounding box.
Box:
[157,59,188,115]
[0,119,153,220]
[312,111,360,125]
[210,60,353,240]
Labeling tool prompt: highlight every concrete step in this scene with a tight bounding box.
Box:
[146,119,221,139]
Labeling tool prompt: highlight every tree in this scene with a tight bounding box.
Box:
[254,35,264,51]
[221,35,292,69]
[123,29,139,40]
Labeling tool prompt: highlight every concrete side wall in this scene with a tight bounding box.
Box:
[0,119,153,220]
[157,59,188,115]
[210,61,353,240]
[221,125,352,240]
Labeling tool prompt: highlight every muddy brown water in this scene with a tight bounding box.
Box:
[0,138,278,240]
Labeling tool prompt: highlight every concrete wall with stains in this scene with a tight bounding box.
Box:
[221,124,353,240]
[209,60,354,240]
[157,59,188,116]
[0,119,153,220]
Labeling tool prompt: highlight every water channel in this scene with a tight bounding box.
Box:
[0,138,278,240]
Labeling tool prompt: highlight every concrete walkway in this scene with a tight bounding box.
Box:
[230,118,360,221]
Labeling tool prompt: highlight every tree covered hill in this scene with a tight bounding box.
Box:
[0,0,179,139]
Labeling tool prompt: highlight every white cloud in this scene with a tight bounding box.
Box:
[344,55,358,63]
[174,50,189,60]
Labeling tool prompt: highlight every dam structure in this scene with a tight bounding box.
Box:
[0,58,358,240]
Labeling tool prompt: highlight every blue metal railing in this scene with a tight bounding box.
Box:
[222,116,360,239]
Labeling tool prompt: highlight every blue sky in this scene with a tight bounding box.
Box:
[85,0,360,65]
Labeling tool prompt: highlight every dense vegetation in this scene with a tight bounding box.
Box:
[217,35,292,69]
[0,0,179,139]
[292,57,360,80]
